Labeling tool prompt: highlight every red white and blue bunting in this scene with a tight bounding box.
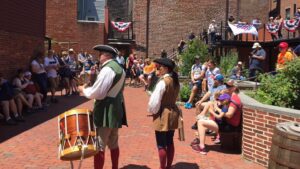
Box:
[283,19,300,32]
[111,21,131,32]
[266,23,280,34]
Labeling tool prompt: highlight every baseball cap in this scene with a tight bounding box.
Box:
[214,74,224,81]
[218,93,231,101]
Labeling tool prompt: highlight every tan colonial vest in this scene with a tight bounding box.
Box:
[153,75,181,131]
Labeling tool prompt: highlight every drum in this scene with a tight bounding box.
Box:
[58,109,99,161]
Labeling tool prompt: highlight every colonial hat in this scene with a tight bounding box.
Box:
[252,42,261,49]
[153,58,175,70]
[93,45,118,57]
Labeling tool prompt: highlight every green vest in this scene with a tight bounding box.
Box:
[93,60,127,128]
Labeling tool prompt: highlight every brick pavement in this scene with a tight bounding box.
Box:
[0,86,264,169]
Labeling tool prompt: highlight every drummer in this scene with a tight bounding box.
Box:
[78,45,127,169]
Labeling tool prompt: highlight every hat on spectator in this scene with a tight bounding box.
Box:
[218,93,231,101]
[212,19,216,22]
[69,48,74,52]
[238,61,242,65]
[252,42,261,49]
[24,71,32,76]
[279,42,288,49]
[93,44,118,57]
[214,74,224,82]
[225,79,235,88]
[194,55,200,59]
[153,58,175,70]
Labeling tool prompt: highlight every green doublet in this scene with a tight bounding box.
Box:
[93,60,127,128]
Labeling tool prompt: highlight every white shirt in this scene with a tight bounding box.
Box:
[116,56,125,65]
[83,60,116,100]
[44,56,59,78]
[147,74,170,114]
[31,60,46,74]
[205,67,221,90]
[191,64,206,80]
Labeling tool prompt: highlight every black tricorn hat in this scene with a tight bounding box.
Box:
[93,45,118,57]
[153,58,175,70]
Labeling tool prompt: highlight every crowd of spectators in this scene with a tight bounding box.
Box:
[0,48,100,125]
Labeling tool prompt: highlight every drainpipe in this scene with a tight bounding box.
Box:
[146,0,150,58]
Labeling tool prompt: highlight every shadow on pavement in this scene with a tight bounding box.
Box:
[0,95,89,143]
[120,164,151,169]
[173,162,200,169]
[206,144,241,154]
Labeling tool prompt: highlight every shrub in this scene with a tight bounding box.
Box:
[179,39,209,76]
[219,52,238,77]
[179,83,191,102]
[251,59,300,109]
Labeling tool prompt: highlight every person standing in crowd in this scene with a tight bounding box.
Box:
[139,58,156,90]
[116,51,125,68]
[249,42,266,80]
[161,49,167,58]
[184,55,206,109]
[276,42,294,71]
[227,15,235,40]
[201,29,208,44]
[77,49,88,70]
[208,20,217,45]
[293,44,300,57]
[274,15,283,39]
[188,31,195,40]
[295,7,300,37]
[177,39,186,54]
[30,50,48,104]
[230,61,245,80]
[268,17,278,41]
[148,57,181,169]
[44,50,59,103]
[79,45,127,169]
[126,53,136,85]
[252,18,261,40]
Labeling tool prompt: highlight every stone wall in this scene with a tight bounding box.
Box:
[240,92,300,167]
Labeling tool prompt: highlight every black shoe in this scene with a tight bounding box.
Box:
[6,118,17,125]
[14,116,25,122]
[191,122,198,130]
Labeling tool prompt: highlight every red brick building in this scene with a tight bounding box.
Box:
[46,0,105,56]
[0,0,46,78]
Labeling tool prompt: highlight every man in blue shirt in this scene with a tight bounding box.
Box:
[249,42,266,80]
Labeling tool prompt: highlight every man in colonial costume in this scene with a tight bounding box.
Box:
[79,45,127,169]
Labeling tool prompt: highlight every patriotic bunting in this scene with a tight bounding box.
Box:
[111,21,131,32]
[283,19,300,32]
[266,23,280,34]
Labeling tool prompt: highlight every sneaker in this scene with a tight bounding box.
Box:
[190,138,200,146]
[214,138,221,144]
[14,116,25,122]
[5,118,17,125]
[191,122,198,130]
[191,145,207,155]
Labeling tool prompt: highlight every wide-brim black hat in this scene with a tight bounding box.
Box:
[93,45,118,57]
[153,58,175,70]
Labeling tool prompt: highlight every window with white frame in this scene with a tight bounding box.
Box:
[77,0,105,22]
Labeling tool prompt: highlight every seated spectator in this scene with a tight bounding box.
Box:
[139,59,156,90]
[0,74,24,124]
[191,80,242,154]
[12,69,34,113]
[276,42,294,71]
[205,60,221,91]
[230,61,246,80]
[184,55,206,109]
[23,71,44,110]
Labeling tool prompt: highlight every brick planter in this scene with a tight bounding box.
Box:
[240,92,300,167]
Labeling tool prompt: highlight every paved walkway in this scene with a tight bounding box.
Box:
[0,86,264,169]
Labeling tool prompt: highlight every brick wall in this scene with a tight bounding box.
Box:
[132,0,271,58]
[46,0,104,56]
[242,105,300,167]
[0,30,44,78]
